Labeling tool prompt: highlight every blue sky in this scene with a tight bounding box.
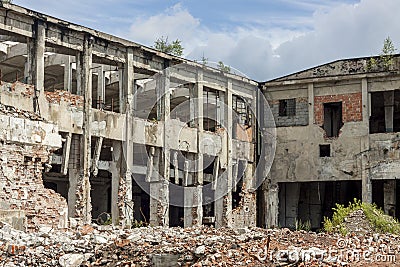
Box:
[12,0,400,80]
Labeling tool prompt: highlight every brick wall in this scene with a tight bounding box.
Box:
[270,97,309,127]
[314,92,362,125]
[0,143,67,231]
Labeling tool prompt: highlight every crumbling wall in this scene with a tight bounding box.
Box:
[231,191,256,228]
[0,103,66,231]
[0,143,67,231]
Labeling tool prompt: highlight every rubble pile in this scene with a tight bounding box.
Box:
[342,209,375,235]
[1,222,400,266]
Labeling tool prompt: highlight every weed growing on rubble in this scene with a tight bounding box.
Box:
[323,198,400,236]
[295,219,311,232]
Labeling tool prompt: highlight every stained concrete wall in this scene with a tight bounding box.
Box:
[263,60,400,228]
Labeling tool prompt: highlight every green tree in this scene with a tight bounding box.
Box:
[153,36,184,57]
[380,36,396,70]
[200,55,208,66]
[217,61,231,73]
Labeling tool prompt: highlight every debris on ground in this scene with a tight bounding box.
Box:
[1,220,400,266]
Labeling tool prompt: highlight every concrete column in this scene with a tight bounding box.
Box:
[76,51,82,96]
[186,69,205,226]
[215,80,233,228]
[26,20,45,113]
[361,153,372,203]
[184,186,203,227]
[63,56,72,92]
[384,180,396,216]
[25,38,33,84]
[149,69,171,226]
[34,20,45,94]
[183,153,203,227]
[110,141,121,225]
[120,47,135,227]
[361,79,369,124]
[149,179,169,226]
[308,83,314,124]
[190,69,204,130]
[79,35,93,224]
[264,180,279,228]
[226,80,233,227]
[96,66,105,109]
[196,72,204,187]
[384,91,394,132]
[214,169,226,228]
[68,134,80,218]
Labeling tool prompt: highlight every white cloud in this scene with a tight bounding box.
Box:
[126,4,202,49]
[120,0,400,81]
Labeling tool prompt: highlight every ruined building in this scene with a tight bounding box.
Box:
[0,3,399,232]
[261,56,400,229]
[0,3,264,231]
